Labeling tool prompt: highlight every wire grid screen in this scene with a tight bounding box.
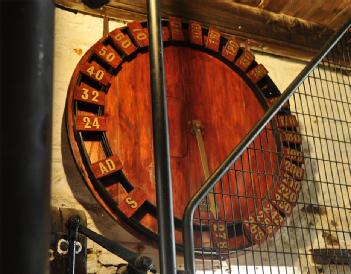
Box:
[192,30,351,273]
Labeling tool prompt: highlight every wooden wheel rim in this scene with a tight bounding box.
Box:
[65,18,304,253]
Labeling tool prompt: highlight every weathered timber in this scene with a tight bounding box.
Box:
[54,0,351,60]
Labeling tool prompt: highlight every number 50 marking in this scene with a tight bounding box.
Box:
[98,46,116,62]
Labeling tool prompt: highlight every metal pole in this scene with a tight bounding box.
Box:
[78,221,138,263]
[146,1,177,274]
[0,1,54,274]
[183,18,351,274]
[67,217,80,274]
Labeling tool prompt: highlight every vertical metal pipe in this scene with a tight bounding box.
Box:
[67,217,80,274]
[0,1,54,274]
[67,237,77,274]
[146,1,177,273]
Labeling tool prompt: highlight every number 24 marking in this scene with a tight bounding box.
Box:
[83,117,100,129]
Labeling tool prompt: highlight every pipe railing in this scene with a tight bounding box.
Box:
[182,18,351,274]
[147,1,177,274]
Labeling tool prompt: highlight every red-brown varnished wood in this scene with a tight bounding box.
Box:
[222,38,240,62]
[235,50,255,72]
[283,147,304,164]
[90,155,123,179]
[75,115,107,132]
[109,28,137,56]
[169,17,184,41]
[276,115,299,129]
[118,186,147,218]
[74,83,105,106]
[106,183,128,204]
[162,26,170,41]
[93,43,122,69]
[210,221,230,249]
[269,175,301,217]
[247,64,268,83]
[255,200,285,237]
[188,21,203,46]
[127,21,149,48]
[282,175,302,195]
[281,160,304,181]
[280,131,302,144]
[275,178,299,206]
[206,27,221,52]
[79,61,112,86]
[243,215,268,244]
[104,46,278,223]
[74,89,108,165]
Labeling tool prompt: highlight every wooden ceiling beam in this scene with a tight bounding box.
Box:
[56,0,346,61]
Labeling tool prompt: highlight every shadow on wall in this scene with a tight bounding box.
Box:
[60,113,158,262]
[227,127,321,270]
[290,136,321,271]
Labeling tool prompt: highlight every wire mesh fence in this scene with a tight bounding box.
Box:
[192,28,351,274]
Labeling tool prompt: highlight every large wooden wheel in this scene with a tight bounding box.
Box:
[65,18,304,253]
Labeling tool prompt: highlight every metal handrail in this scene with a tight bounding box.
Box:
[182,19,351,274]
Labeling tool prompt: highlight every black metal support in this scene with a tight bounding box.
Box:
[147,1,177,274]
[182,19,351,274]
[66,216,156,274]
[0,1,54,274]
[67,217,80,274]
[78,221,138,264]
